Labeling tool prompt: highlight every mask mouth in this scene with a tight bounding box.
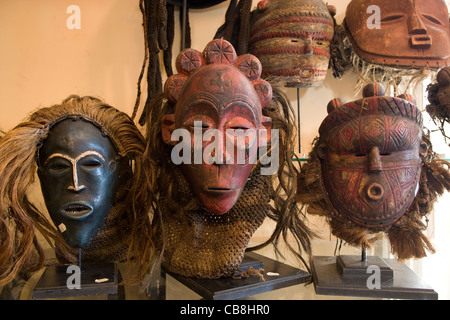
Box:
[366,182,385,201]
[410,34,432,49]
[205,187,235,193]
[60,203,93,220]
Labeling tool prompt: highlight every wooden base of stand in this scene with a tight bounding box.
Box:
[155,252,310,300]
[32,263,123,300]
[312,256,438,300]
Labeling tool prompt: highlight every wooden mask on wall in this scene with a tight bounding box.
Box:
[345,0,450,69]
[426,67,450,143]
[249,0,335,87]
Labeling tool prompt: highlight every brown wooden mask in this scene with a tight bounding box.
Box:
[162,39,272,215]
[436,67,450,114]
[426,67,450,142]
[249,0,335,87]
[317,83,426,228]
[345,0,450,69]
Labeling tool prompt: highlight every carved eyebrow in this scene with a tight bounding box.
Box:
[44,150,106,166]
[224,100,258,123]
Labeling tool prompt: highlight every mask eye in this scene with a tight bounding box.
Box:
[184,119,214,132]
[81,159,102,168]
[230,126,250,130]
[226,118,255,131]
[195,123,211,129]
[381,14,404,23]
[45,158,71,173]
[49,163,71,173]
[423,14,442,25]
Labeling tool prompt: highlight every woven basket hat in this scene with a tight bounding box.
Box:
[249,0,335,87]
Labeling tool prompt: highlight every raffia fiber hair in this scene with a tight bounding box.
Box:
[297,131,450,261]
[144,88,315,274]
[134,0,207,125]
[0,95,155,287]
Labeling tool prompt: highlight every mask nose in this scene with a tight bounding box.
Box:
[304,35,313,56]
[408,14,432,49]
[210,149,232,164]
[368,147,382,172]
[208,134,232,165]
[67,163,86,192]
[409,14,427,34]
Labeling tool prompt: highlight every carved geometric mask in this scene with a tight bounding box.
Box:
[318,83,426,228]
[162,39,272,215]
[249,0,335,87]
[345,0,450,69]
[38,118,120,248]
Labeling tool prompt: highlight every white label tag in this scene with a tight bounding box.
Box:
[58,223,67,233]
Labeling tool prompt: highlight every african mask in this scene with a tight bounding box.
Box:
[162,39,272,215]
[317,83,425,228]
[426,67,450,144]
[436,68,450,111]
[296,83,450,260]
[37,118,120,249]
[147,40,313,279]
[0,95,154,287]
[344,0,450,69]
[249,0,335,87]
[427,67,450,124]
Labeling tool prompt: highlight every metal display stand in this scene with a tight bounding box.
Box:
[155,252,310,300]
[311,246,438,300]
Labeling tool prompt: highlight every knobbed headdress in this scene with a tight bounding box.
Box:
[0,96,154,287]
[297,83,450,260]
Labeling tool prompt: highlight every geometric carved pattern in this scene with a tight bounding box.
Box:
[323,161,421,228]
[319,83,424,229]
[363,117,385,148]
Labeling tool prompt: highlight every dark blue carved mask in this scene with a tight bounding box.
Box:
[37,118,120,248]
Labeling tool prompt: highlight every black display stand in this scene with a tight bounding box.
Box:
[311,255,438,300]
[157,252,310,300]
[32,263,123,300]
